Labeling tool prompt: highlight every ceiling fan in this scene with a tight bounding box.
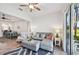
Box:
[1,14,10,20]
[1,14,6,19]
[19,3,41,12]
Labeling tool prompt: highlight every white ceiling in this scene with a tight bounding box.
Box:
[0,3,69,20]
[0,3,70,32]
[0,12,26,21]
[27,3,69,18]
[0,3,31,21]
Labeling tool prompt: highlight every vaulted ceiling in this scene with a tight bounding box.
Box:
[0,3,70,30]
[0,3,69,20]
[26,3,70,19]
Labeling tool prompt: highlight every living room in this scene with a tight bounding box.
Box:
[0,3,70,55]
[0,1,79,59]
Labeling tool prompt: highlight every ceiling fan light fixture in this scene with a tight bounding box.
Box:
[29,5,34,9]
[19,3,40,12]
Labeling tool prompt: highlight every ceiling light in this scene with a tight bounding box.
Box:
[29,5,34,9]
[19,3,40,12]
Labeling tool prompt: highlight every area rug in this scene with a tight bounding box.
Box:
[3,47,53,55]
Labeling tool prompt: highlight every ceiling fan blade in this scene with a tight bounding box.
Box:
[19,8,23,11]
[19,3,40,12]
[2,14,5,16]
[2,14,5,19]
[20,5,27,6]
[2,16,5,19]
[34,6,41,11]
[31,3,38,5]
[2,16,9,20]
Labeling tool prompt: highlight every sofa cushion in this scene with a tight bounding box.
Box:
[40,39,53,52]
[21,40,40,52]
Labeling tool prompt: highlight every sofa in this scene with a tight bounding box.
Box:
[32,32,53,52]
[16,32,53,52]
[21,40,40,52]
[16,32,40,52]
[40,39,53,52]
[33,32,46,41]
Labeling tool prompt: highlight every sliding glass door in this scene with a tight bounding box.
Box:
[65,3,79,55]
[72,4,79,55]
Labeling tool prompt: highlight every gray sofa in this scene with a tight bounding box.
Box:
[40,39,53,52]
[32,32,53,52]
[21,40,40,52]
[17,32,53,52]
